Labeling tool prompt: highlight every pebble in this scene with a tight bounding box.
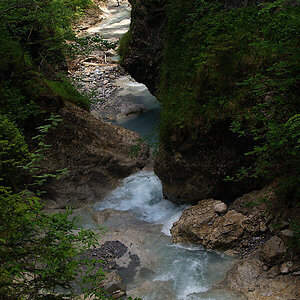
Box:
[67,15,133,122]
[68,60,127,116]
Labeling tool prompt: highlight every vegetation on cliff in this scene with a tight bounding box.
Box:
[0,1,110,298]
[160,0,299,184]
[121,0,299,247]
[159,0,299,246]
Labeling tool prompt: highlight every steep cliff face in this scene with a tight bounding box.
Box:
[122,0,261,204]
[41,102,149,209]
[154,121,259,204]
[121,0,167,95]
[122,0,299,204]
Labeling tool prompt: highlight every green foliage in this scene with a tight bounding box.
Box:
[0,115,107,299]
[0,187,105,299]
[0,115,30,187]
[0,0,91,69]
[159,0,299,184]
[47,77,90,111]
[0,0,92,120]
[0,1,127,298]
[0,0,93,186]
[156,0,300,248]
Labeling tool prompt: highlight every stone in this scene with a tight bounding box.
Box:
[106,49,118,57]
[280,261,293,274]
[102,281,126,294]
[208,210,250,249]
[267,265,280,279]
[262,265,268,271]
[224,252,300,300]
[41,102,149,209]
[116,104,147,120]
[281,229,294,237]
[111,291,126,299]
[261,236,287,263]
[214,202,227,214]
[171,199,256,250]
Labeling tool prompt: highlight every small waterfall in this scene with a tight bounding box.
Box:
[94,171,185,235]
[93,172,242,299]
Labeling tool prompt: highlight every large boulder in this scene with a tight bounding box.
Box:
[171,199,249,250]
[40,102,149,208]
[223,251,300,300]
[171,195,269,252]
[261,236,287,265]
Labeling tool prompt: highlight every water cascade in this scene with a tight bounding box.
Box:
[81,1,244,299]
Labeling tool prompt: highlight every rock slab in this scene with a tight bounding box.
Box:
[41,102,149,208]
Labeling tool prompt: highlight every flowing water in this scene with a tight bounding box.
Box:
[83,2,244,299]
[93,172,242,300]
[113,76,160,144]
[87,1,131,40]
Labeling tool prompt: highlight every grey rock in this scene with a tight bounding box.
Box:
[102,281,126,294]
[261,236,287,263]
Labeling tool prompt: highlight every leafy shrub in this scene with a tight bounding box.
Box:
[0,115,30,187]
[0,0,92,69]
[47,78,90,111]
[0,186,104,299]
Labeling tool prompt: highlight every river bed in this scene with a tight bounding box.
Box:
[75,1,244,299]
[92,171,243,299]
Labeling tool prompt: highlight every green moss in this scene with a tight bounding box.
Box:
[159,0,299,142]
[46,78,90,111]
[118,30,131,64]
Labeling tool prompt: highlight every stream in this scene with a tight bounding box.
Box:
[77,1,244,299]
[92,171,242,300]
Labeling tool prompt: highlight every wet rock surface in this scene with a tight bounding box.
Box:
[78,240,140,285]
[41,102,149,209]
[171,198,270,254]
[223,250,300,300]
[77,240,137,299]
[171,186,300,299]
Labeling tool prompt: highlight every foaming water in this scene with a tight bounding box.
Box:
[83,2,241,298]
[94,171,186,235]
[93,171,241,299]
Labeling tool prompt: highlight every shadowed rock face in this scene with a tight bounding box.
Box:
[40,102,149,209]
[154,121,262,205]
[122,1,265,204]
[121,0,167,95]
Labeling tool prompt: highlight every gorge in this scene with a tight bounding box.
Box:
[0,0,299,299]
